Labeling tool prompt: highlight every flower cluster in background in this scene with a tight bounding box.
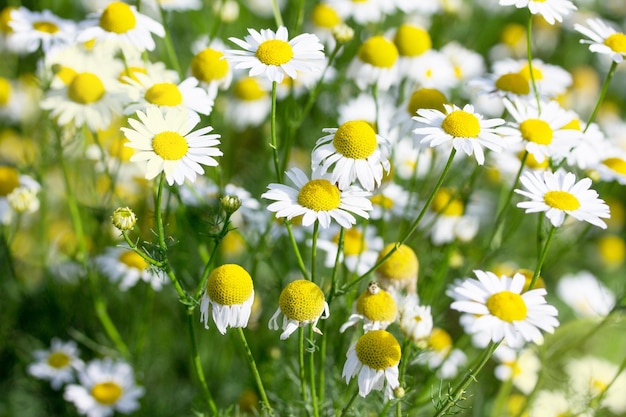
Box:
[2,0,626,416]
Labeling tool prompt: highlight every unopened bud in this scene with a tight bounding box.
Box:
[112,207,137,231]
[220,195,242,215]
[393,387,405,398]
[332,23,354,44]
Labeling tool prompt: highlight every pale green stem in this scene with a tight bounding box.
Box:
[194,213,234,301]
[271,0,284,27]
[299,327,310,407]
[311,221,319,283]
[526,14,541,112]
[308,326,320,417]
[528,224,557,290]
[186,308,218,415]
[237,328,274,416]
[584,60,618,133]
[340,390,359,417]
[286,220,310,280]
[270,81,282,183]
[121,231,165,268]
[159,7,183,78]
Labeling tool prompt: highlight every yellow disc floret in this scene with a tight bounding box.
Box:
[495,72,530,95]
[118,250,148,271]
[311,4,341,29]
[407,88,447,115]
[355,330,401,370]
[604,33,626,54]
[333,120,377,159]
[358,36,399,69]
[334,228,367,256]
[33,21,59,34]
[376,243,419,281]
[47,351,71,369]
[429,327,452,352]
[597,235,626,266]
[519,119,553,145]
[442,110,480,138]
[356,285,397,322]
[602,157,626,175]
[144,82,183,106]
[91,381,123,405]
[0,77,12,106]
[191,48,229,83]
[544,190,580,211]
[486,291,528,322]
[431,188,464,216]
[99,2,137,34]
[234,77,266,101]
[0,7,17,34]
[206,264,254,306]
[393,24,431,57]
[0,166,20,196]
[298,179,341,211]
[256,39,294,66]
[152,131,188,160]
[279,279,326,322]
[68,73,105,104]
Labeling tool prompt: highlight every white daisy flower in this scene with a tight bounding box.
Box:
[121,107,222,186]
[515,169,610,229]
[76,1,165,52]
[498,0,576,25]
[261,167,372,229]
[404,50,458,93]
[8,7,76,54]
[424,188,480,245]
[316,225,383,275]
[566,356,626,415]
[574,18,626,63]
[502,98,580,163]
[529,390,590,417]
[200,264,255,334]
[142,0,203,12]
[450,270,560,348]
[312,120,391,191]
[268,279,329,340]
[493,345,540,395]
[64,358,144,417]
[337,92,394,139]
[370,182,413,221]
[224,75,271,130]
[189,38,232,98]
[415,327,467,379]
[0,165,41,225]
[398,299,433,347]
[556,271,615,318]
[339,282,397,333]
[493,58,572,100]
[595,146,626,185]
[342,330,401,399]
[347,35,399,91]
[329,0,393,25]
[226,26,325,84]
[94,246,166,291]
[441,41,486,86]
[413,103,507,165]
[27,339,83,390]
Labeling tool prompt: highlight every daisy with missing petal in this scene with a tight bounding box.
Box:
[269,279,329,340]
[342,330,401,399]
[200,264,254,334]
[515,169,610,228]
[94,246,166,291]
[312,120,391,191]
[498,0,576,25]
[64,358,144,417]
[76,1,165,52]
[261,167,372,229]
[413,103,507,165]
[226,26,325,84]
[574,18,626,63]
[27,338,83,390]
[450,270,559,348]
[121,107,222,186]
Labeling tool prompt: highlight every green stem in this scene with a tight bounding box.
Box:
[237,328,274,416]
[340,389,359,417]
[311,221,319,283]
[186,308,218,416]
[270,81,282,183]
[528,225,557,290]
[121,232,165,268]
[194,213,234,301]
[526,14,541,112]
[299,327,310,407]
[584,60,618,132]
[159,7,183,78]
[286,220,310,280]
[271,0,284,28]
[308,326,320,417]
[327,227,344,305]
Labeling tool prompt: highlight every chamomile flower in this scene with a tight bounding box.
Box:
[529,390,591,417]
[515,169,610,229]
[8,7,76,54]
[225,75,271,130]
[261,167,372,229]
[94,246,166,291]
[226,26,325,84]
[574,18,626,63]
[189,38,232,98]
[27,339,83,390]
[342,330,401,399]
[493,58,572,100]
[340,282,398,332]
[415,327,468,379]
[556,271,615,318]
[0,165,41,224]
[348,35,399,91]
[312,120,391,191]
[375,243,419,294]
[398,299,433,347]
[405,50,457,93]
[566,356,626,415]
[200,264,255,334]
[308,2,342,48]
[330,0,393,25]
[424,188,480,245]
[493,345,540,394]
[64,358,144,417]
[370,182,412,221]
[121,107,222,186]
[391,23,432,77]
[316,225,383,275]
[450,270,559,348]
[595,147,626,185]
[413,103,507,165]
[337,93,394,139]
[498,0,576,25]
[76,2,165,52]
[268,279,329,340]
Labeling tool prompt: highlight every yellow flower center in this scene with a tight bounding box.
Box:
[279,279,326,322]
[407,88,447,115]
[255,39,294,66]
[91,381,123,405]
[519,150,549,169]
[333,120,377,159]
[602,157,626,175]
[358,36,399,69]
[376,243,418,281]
[441,110,480,138]
[233,77,266,101]
[431,188,464,216]
[118,250,148,270]
[519,119,553,145]
[206,264,254,306]
[0,77,11,106]
[99,2,137,34]
[393,24,431,57]
[109,137,134,161]
[311,3,341,28]
[561,118,581,131]
[597,235,626,266]
[0,7,17,34]
[501,23,525,47]
[604,33,626,54]
[371,194,394,210]
[220,230,247,257]
[144,82,183,106]
[33,20,60,34]
[333,228,367,256]
[544,190,580,211]
[355,330,401,370]
[47,351,71,369]
[119,66,147,84]
[55,66,77,85]
[0,166,20,196]
[495,73,530,95]
[515,269,545,291]
[297,179,341,211]
[518,63,543,81]
[429,327,452,352]
[356,288,397,322]
[151,131,188,160]
[486,291,528,322]
[67,72,105,104]
[191,48,229,83]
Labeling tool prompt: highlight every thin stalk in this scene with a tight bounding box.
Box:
[186,308,218,416]
[270,81,282,183]
[528,225,557,290]
[308,326,320,417]
[194,213,234,301]
[271,0,284,28]
[286,220,310,280]
[526,14,541,112]
[310,220,319,283]
[340,390,359,417]
[159,7,183,78]
[299,327,310,407]
[237,328,274,416]
[584,60,618,132]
